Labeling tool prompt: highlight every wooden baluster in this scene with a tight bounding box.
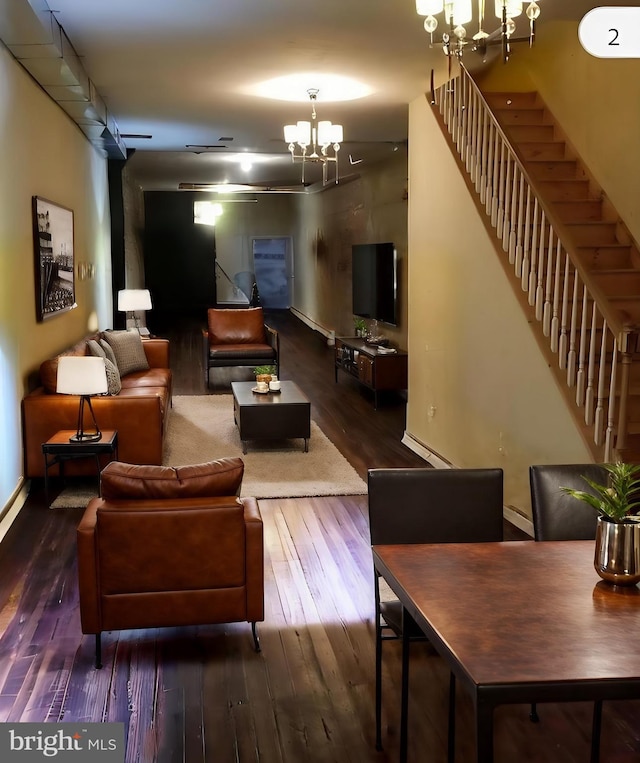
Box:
[528,199,540,306]
[487,125,498,217]
[604,339,618,461]
[550,239,563,352]
[535,212,546,321]
[466,82,474,174]
[507,162,518,261]
[521,186,532,290]
[585,303,598,425]
[501,153,512,250]
[567,268,580,387]
[558,253,571,368]
[594,321,609,446]
[576,285,589,406]
[542,227,554,336]
[478,109,488,200]
[615,331,634,454]
[514,172,525,276]
[494,139,505,230]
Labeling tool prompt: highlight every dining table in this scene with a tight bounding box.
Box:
[372,540,640,763]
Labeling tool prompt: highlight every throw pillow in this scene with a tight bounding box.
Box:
[99,339,118,369]
[102,329,149,377]
[103,358,122,395]
[87,339,106,358]
[100,458,245,499]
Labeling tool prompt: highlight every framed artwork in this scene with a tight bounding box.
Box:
[32,196,76,321]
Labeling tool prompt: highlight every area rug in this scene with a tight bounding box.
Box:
[50,394,366,507]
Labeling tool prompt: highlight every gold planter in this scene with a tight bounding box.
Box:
[594,516,640,586]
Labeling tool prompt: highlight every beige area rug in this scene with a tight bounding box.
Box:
[50,394,366,507]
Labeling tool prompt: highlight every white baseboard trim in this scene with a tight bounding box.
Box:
[290,307,335,343]
[504,505,534,537]
[0,479,28,546]
[401,432,453,469]
[401,432,534,536]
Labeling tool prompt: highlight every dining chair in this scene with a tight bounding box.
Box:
[529,463,606,763]
[367,466,504,762]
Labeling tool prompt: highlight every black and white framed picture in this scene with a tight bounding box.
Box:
[32,196,76,322]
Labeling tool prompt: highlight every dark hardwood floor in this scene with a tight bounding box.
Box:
[0,310,638,762]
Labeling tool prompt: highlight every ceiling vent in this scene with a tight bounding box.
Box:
[0,0,126,159]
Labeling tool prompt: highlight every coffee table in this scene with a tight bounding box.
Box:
[231,381,311,453]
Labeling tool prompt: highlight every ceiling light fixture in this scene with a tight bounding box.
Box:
[284,89,343,186]
[416,1,541,62]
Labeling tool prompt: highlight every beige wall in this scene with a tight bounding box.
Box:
[0,43,110,512]
[292,150,409,348]
[406,90,592,519]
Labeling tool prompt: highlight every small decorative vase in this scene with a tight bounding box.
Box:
[594,515,640,586]
[256,374,272,384]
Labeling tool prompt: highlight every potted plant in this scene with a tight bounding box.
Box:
[561,462,640,586]
[253,365,277,384]
[354,317,367,338]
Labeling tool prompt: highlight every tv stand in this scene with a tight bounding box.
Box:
[334,337,408,408]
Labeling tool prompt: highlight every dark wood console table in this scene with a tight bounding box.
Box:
[334,337,407,408]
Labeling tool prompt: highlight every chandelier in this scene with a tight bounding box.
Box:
[283,89,344,186]
[416,1,542,62]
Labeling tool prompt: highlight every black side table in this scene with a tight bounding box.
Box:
[42,430,119,505]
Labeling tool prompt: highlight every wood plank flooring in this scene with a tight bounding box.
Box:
[1,310,639,762]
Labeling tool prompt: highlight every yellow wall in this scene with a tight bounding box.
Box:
[406,93,592,519]
[0,43,110,512]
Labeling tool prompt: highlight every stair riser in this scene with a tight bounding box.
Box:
[576,247,634,270]
[591,272,640,294]
[565,223,619,246]
[518,143,568,161]
[494,109,546,125]
[505,125,556,142]
[537,181,593,201]
[551,200,603,222]
[528,162,581,181]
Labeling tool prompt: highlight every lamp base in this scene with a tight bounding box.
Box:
[68,431,103,443]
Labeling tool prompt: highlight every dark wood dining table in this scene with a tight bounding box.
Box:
[372,540,640,763]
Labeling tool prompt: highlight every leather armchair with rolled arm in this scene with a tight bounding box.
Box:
[203,307,279,388]
[76,458,264,668]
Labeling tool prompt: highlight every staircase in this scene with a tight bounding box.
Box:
[430,68,640,462]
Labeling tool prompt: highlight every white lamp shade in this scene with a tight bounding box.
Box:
[117,289,152,312]
[56,356,108,395]
[445,0,472,25]
[416,0,444,15]
[495,0,523,18]
[284,124,298,143]
[330,123,344,144]
[296,120,311,146]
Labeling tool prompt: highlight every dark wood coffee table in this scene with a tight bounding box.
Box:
[231,381,311,453]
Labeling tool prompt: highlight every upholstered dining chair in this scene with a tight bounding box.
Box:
[367,467,504,760]
[529,463,606,762]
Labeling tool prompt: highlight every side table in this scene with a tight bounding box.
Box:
[42,430,119,505]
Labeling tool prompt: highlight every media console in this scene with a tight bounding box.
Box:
[334,337,408,408]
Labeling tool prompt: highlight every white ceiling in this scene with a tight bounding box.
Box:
[40,1,615,191]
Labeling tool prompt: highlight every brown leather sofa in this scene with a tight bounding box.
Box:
[77,459,264,668]
[203,307,279,388]
[22,334,172,478]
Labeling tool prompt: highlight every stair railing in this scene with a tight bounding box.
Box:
[429,65,635,460]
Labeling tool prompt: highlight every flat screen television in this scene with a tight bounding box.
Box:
[351,242,398,326]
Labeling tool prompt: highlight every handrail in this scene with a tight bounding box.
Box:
[429,64,636,460]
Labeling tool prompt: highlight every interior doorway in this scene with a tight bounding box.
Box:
[252,237,292,309]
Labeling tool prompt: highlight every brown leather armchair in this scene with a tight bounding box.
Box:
[203,307,279,388]
[77,459,264,668]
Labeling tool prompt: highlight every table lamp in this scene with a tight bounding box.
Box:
[56,356,108,442]
[117,288,152,335]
